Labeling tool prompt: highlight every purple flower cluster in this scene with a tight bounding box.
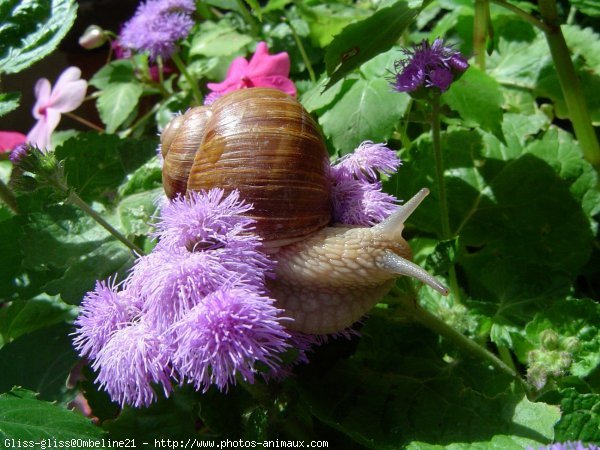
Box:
[330,141,401,226]
[74,189,290,406]
[529,442,599,450]
[74,142,402,407]
[119,0,196,60]
[392,38,469,93]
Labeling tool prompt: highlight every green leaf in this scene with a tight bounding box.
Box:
[0,296,76,343]
[189,22,252,57]
[297,3,370,48]
[568,0,600,17]
[55,132,158,203]
[0,0,77,74]
[543,388,600,443]
[324,1,422,89]
[89,59,136,90]
[443,67,504,133]
[0,91,20,117]
[298,316,559,449]
[103,388,197,440]
[96,82,143,133]
[425,237,458,276]
[117,156,163,197]
[0,216,24,299]
[0,324,78,402]
[244,0,262,20]
[0,388,104,439]
[319,77,410,153]
[117,188,163,237]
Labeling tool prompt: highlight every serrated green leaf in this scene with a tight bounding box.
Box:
[55,132,158,203]
[324,1,422,89]
[543,388,600,443]
[189,22,252,57]
[319,77,410,154]
[297,3,370,48]
[96,82,143,133]
[425,238,458,276]
[0,324,78,402]
[117,188,163,237]
[443,67,504,133]
[89,59,136,90]
[0,0,77,74]
[568,0,600,16]
[0,91,20,117]
[0,296,76,343]
[0,387,104,439]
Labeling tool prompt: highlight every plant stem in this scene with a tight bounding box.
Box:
[538,0,600,170]
[490,0,551,34]
[0,178,19,214]
[171,52,203,106]
[395,295,528,388]
[431,95,462,304]
[120,103,160,138]
[286,18,316,83]
[431,96,450,239]
[473,0,490,70]
[66,190,145,255]
[63,112,104,132]
[235,0,260,37]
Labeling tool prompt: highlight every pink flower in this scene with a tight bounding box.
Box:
[205,42,296,104]
[0,131,27,152]
[27,67,88,150]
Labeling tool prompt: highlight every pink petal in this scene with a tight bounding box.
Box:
[32,78,51,119]
[49,67,87,112]
[0,131,27,152]
[251,76,296,97]
[206,57,249,92]
[27,109,61,151]
[247,42,290,78]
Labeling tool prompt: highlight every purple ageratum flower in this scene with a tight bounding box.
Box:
[529,442,599,450]
[9,144,29,164]
[119,0,196,60]
[153,189,256,252]
[73,278,141,359]
[334,141,401,182]
[92,320,172,408]
[392,38,469,93]
[330,142,400,226]
[170,286,290,392]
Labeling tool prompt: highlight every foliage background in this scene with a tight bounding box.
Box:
[1,0,600,448]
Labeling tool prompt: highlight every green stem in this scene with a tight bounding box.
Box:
[396,295,527,388]
[287,18,316,83]
[0,178,19,214]
[473,0,490,70]
[431,95,462,305]
[120,103,160,138]
[497,345,517,372]
[63,112,104,132]
[171,52,203,106]
[431,96,450,239]
[538,0,600,170]
[234,0,260,37]
[66,190,145,255]
[490,0,551,33]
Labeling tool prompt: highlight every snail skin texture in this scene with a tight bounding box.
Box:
[161,88,448,334]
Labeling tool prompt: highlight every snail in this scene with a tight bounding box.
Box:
[161,88,448,334]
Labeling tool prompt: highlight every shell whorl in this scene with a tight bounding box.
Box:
[161,88,331,243]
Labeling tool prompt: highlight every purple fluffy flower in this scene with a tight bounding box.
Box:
[92,320,172,407]
[392,38,469,93]
[529,442,599,450]
[119,0,196,60]
[330,142,400,226]
[9,144,29,164]
[73,278,141,359]
[334,141,401,182]
[171,287,290,391]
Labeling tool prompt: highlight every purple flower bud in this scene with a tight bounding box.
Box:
[391,38,469,94]
[9,144,29,165]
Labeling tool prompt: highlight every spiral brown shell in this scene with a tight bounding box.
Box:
[161,88,332,242]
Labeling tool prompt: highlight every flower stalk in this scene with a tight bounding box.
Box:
[537,0,600,171]
[393,293,529,390]
[171,52,203,105]
[473,0,490,70]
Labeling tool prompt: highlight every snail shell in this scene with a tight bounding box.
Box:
[161,88,448,334]
[161,88,331,244]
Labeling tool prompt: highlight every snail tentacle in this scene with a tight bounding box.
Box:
[377,250,449,295]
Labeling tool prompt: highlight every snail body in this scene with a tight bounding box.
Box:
[161,88,448,334]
